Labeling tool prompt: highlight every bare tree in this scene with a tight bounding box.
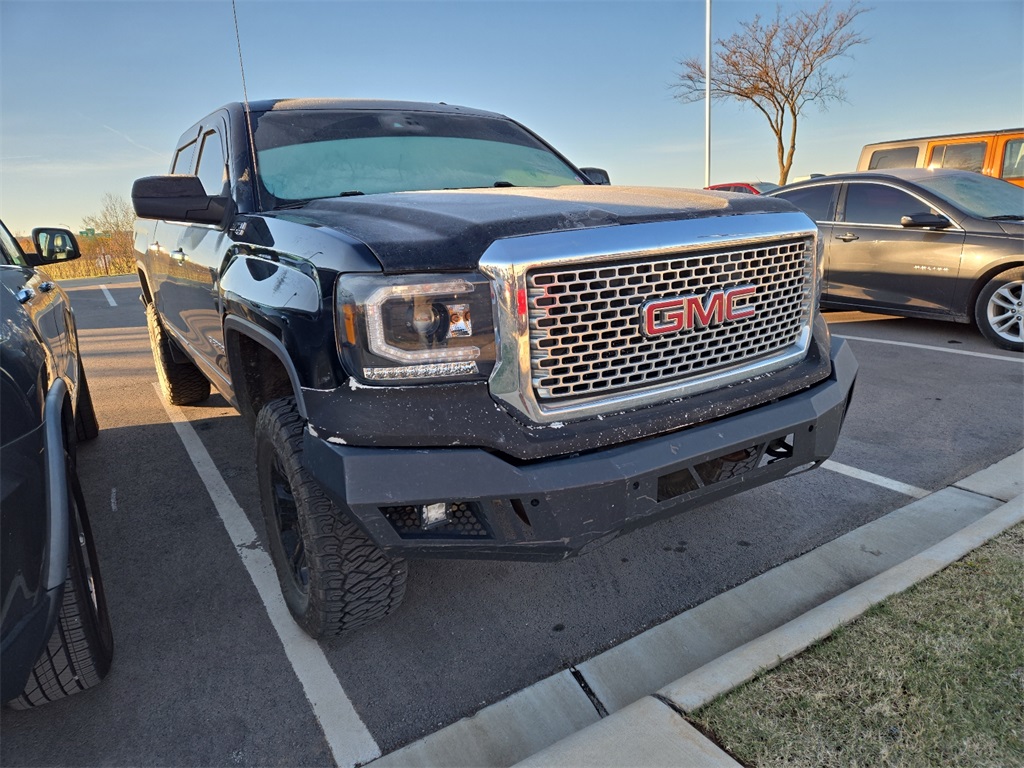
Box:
[674,1,869,185]
[81,193,136,275]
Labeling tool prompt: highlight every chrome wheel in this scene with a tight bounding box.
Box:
[985,279,1024,346]
[976,268,1024,352]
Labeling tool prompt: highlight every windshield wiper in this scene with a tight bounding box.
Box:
[274,191,364,210]
[985,214,1024,221]
[444,182,518,191]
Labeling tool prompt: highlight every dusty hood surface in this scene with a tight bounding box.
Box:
[271,185,796,271]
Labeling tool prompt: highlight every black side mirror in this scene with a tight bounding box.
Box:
[27,228,82,267]
[580,167,611,186]
[900,213,951,229]
[132,175,233,226]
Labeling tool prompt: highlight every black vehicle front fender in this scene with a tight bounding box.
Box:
[0,378,70,702]
[42,378,70,597]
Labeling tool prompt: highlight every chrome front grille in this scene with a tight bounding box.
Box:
[526,238,814,401]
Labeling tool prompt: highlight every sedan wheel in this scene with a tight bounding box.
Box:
[976,268,1024,352]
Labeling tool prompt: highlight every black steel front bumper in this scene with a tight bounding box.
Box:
[303,337,858,561]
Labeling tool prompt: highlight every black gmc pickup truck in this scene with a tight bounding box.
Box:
[132,99,857,639]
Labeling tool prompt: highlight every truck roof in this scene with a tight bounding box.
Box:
[861,127,1023,148]
[219,98,509,120]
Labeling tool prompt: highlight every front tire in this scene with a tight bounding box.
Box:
[145,302,210,405]
[8,458,114,709]
[975,267,1024,352]
[255,397,408,639]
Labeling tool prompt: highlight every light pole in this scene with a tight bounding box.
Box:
[704,0,712,188]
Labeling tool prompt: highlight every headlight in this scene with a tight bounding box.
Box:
[336,273,497,384]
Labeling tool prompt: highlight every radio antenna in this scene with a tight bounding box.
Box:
[231,0,262,211]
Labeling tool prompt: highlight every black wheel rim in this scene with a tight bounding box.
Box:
[73,499,100,616]
[269,455,309,597]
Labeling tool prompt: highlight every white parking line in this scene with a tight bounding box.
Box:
[836,334,1024,363]
[823,460,930,499]
[155,385,380,768]
[99,284,117,307]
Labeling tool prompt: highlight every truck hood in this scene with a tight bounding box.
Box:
[270,186,795,272]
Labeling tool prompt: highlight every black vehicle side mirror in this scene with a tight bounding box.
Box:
[132,175,234,226]
[27,228,82,267]
[580,167,611,185]
[900,213,951,229]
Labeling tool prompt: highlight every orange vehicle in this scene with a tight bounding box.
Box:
[857,129,1024,187]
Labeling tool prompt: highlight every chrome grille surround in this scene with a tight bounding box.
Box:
[479,212,819,424]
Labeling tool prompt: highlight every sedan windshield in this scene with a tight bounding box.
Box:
[252,109,585,206]
[913,172,1024,220]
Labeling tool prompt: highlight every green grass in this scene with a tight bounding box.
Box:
[693,523,1024,767]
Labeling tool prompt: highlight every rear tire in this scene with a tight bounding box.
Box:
[975,267,1024,352]
[74,366,100,443]
[8,458,114,709]
[145,302,210,405]
[255,397,407,639]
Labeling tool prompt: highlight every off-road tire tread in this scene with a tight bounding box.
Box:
[145,302,210,405]
[256,397,407,639]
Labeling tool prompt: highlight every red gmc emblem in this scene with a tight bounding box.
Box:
[640,285,757,337]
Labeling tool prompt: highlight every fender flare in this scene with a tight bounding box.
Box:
[223,314,308,419]
[42,379,70,620]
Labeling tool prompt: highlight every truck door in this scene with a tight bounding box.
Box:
[155,117,233,388]
[147,129,198,338]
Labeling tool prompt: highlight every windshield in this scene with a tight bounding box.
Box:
[0,221,29,267]
[252,109,585,206]
[913,172,1024,219]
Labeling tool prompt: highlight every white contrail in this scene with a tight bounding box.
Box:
[101,124,164,157]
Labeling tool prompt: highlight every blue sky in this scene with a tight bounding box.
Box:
[1,0,1021,234]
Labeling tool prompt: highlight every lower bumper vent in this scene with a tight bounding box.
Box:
[381,502,490,538]
[657,433,796,502]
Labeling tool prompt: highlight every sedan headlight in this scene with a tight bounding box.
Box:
[336,273,497,383]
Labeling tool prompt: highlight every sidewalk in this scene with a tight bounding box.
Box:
[371,451,1024,767]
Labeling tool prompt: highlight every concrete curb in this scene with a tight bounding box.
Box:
[661,492,1023,713]
[516,489,1022,767]
[573,486,1001,715]
[512,696,744,768]
[370,451,1023,767]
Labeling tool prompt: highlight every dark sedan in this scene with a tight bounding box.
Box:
[768,168,1023,351]
[1,220,113,708]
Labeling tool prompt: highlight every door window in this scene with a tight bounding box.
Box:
[842,184,933,226]
[868,146,919,170]
[1001,139,1024,181]
[774,184,837,223]
[172,139,197,174]
[929,142,986,173]
[196,130,227,195]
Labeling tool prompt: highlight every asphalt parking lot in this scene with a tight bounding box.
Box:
[2,275,1021,767]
